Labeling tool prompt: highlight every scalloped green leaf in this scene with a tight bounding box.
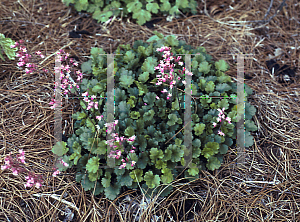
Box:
[150,147,164,163]
[198,61,211,74]
[215,60,229,72]
[205,81,215,93]
[217,99,229,110]
[124,50,135,63]
[101,172,111,188]
[132,9,151,25]
[187,162,199,176]
[130,111,141,119]
[86,156,100,174]
[52,141,68,157]
[245,120,258,132]
[146,1,159,14]
[194,123,205,136]
[138,72,150,83]
[104,183,121,200]
[245,102,257,119]
[117,172,133,187]
[144,171,161,189]
[142,57,157,74]
[119,69,134,88]
[219,144,228,155]
[154,159,165,170]
[206,156,221,171]
[202,142,220,159]
[127,0,142,13]
[161,168,173,184]
[129,169,143,182]
[143,109,155,121]
[167,144,184,162]
[160,0,171,12]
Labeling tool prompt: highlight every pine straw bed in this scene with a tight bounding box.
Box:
[0,0,299,221]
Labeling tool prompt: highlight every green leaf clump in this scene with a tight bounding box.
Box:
[51,31,258,201]
[62,0,200,26]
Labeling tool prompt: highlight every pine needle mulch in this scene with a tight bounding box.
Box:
[0,0,299,221]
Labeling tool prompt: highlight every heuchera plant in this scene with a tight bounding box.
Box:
[62,0,199,26]
[50,31,258,200]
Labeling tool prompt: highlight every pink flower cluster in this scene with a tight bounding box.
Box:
[105,120,136,169]
[49,49,83,109]
[212,108,232,136]
[1,150,42,188]
[155,46,193,100]
[1,149,69,188]
[81,91,99,110]
[10,40,48,74]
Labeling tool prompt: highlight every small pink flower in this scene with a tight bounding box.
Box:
[1,165,8,170]
[96,115,103,120]
[161,89,168,93]
[218,131,225,136]
[131,161,136,167]
[53,170,60,177]
[94,102,98,109]
[119,163,126,169]
[226,117,231,124]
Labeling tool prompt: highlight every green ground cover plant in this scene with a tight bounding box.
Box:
[62,0,198,25]
[50,31,258,200]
